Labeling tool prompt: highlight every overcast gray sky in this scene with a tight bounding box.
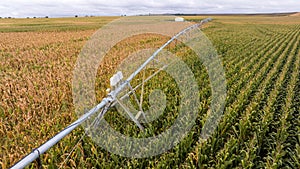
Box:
[1,0,299,18]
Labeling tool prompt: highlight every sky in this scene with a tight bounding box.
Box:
[0,0,299,18]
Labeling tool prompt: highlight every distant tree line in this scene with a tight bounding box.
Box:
[0,17,14,19]
[0,15,109,19]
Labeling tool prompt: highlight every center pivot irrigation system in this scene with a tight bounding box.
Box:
[11,18,212,169]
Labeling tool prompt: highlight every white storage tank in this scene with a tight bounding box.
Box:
[175,17,184,22]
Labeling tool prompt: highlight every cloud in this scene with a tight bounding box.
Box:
[0,0,299,17]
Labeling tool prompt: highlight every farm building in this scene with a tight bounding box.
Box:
[175,17,185,22]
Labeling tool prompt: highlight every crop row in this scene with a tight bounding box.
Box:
[181,24,300,168]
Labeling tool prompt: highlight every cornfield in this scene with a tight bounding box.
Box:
[0,15,299,168]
